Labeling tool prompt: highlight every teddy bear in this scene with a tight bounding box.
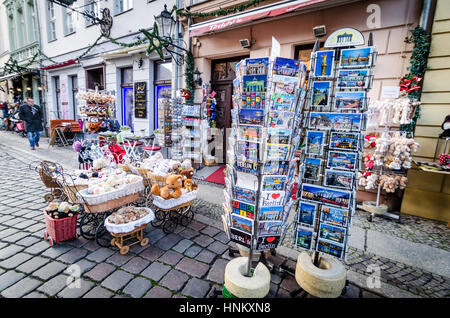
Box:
[151,174,183,199]
[181,167,194,180]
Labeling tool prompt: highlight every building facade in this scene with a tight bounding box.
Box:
[0,1,10,102]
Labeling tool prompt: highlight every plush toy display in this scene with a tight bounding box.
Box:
[151,174,183,199]
[86,116,101,133]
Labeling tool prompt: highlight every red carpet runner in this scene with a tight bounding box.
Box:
[204,166,226,185]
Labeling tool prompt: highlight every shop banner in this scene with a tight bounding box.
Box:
[134,81,147,119]
[60,77,70,120]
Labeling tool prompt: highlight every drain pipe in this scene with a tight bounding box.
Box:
[420,0,437,34]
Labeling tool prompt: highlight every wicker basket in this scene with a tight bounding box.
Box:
[136,167,151,187]
[63,184,88,204]
[44,211,78,244]
[147,172,167,187]
[83,192,139,213]
[38,166,60,188]
[118,163,132,173]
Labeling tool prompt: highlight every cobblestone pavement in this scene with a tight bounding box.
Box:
[0,143,448,298]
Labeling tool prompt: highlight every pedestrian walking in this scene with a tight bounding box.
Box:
[18,97,43,150]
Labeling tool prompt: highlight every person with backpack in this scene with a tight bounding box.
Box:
[18,97,43,150]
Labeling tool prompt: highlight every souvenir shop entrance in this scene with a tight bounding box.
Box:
[211,56,248,163]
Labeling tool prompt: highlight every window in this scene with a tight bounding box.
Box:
[85,66,105,90]
[115,0,133,15]
[64,7,76,35]
[47,1,56,41]
[85,0,101,26]
[54,76,61,119]
[71,75,78,119]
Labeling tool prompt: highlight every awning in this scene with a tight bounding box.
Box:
[97,44,148,59]
[0,72,19,82]
[41,59,78,70]
[189,0,331,37]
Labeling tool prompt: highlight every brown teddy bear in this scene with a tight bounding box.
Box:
[184,179,198,192]
[181,167,194,180]
[151,174,183,199]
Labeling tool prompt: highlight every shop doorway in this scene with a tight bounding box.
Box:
[211,55,248,164]
[121,67,134,130]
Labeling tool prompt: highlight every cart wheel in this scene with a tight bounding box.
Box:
[163,219,177,234]
[151,209,166,228]
[79,214,99,240]
[111,238,116,246]
[120,246,130,255]
[52,188,63,197]
[48,237,54,247]
[140,238,149,247]
[180,209,194,227]
[43,231,48,240]
[95,220,111,248]
[44,193,54,202]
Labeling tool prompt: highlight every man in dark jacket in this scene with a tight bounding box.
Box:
[19,97,43,150]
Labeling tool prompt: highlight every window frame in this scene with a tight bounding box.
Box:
[114,0,134,16]
[47,1,57,42]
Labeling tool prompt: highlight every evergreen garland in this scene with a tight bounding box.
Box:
[174,0,270,18]
[400,26,431,133]
[184,50,195,105]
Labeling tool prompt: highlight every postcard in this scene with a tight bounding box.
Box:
[260,191,285,207]
[314,50,335,78]
[233,185,256,205]
[237,125,263,143]
[230,228,253,248]
[324,169,355,190]
[334,91,366,111]
[303,157,322,181]
[246,57,269,75]
[265,143,291,161]
[259,206,284,221]
[243,74,268,92]
[267,128,291,144]
[296,225,314,250]
[337,69,370,89]
[320,205,349,227]
[308,112,363,131]
[270,93,297,112]
[256,235,281,250]
[329,132,360,151]
[327,151,358,171]
[231,214,254,235]
[236,140,260,162]
[232,200,256,220]
[272,74,299,95]
[262,161,289,175]
[316,239,344,259]
[267,110,295,128]
[311,81,332,107]
[273,57,301,77]
[306,130,325,156]
[241,91,266,109]
[239,108,265,126]
[301,183,351,209]
[261,175,287,191]
[297,201,317,228]
[339,47,374,68]
[234,160,259,175]
[258,220,283,236]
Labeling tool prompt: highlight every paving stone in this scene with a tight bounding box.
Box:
[0,244,24,260]
[176,257,209,278]
[0,252,33,269]
[184,245,202,258]
[280,275,300,292]
[23,292,48,298]
[196,250,217,264]
[101,270,134,291]
[343,284,361,298]
[2,231,29,243]
[84,263,116,282]
[106,252,135,267]
[276,288,291,298]
[172,239,194,253]
[32,261,68,280]
[24,223,46,233]
[0,271,25,291]
[361,290,382,298]
[82,240,101,252]
[172,294,187,298]
[1,277,42,298]
[15,236,41,247]
[41,245,73,258]
[14,219,38,230]
[86,247,115,263]
[57,279,95,298]
[207,241,228,254]
[23,240,50,255]
[140,246,164,262]
[187,220,206,231]
[179,228,199,240]
[121,257,149,274]
[200,226,220,237]
[144,286,172,298]
[37,274,69,297]
[2,218,23,227]
[193,234,214,248]
[181,278,211,298]
[159,250,183,266]
[271,273,282,284]
[160,270,189,292]
[141,262,171,282]
[206,258,228,284]
[72,259,97,275]
[83,286,115,298]
[147,228,166,243]
[57,248,88,264]
[66,237,90,248]
[155,233,183,251]
[123,277,153,298]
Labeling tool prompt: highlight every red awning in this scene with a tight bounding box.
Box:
[189,0,330,37]
[41,59,78,70]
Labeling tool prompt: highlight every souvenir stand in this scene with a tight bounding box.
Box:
[76,90,117,134]
[360,96,420,222]
[219,56,308,298]
[285,30,377,298]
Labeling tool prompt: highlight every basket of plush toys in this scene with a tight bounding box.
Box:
[151,173,198,210]
[43,202,80,246]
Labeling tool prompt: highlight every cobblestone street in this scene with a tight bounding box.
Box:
[0,135,449,298]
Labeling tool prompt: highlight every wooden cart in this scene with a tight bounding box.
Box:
[110,223,149,255]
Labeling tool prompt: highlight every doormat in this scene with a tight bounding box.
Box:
[204,165,226,185]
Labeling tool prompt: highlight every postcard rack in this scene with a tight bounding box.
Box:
[170,97,183,160]
[291,37,377,265]
[222,56,308,276]
[181,102,203,165]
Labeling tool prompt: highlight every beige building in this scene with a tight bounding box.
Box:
[0,1,10,102]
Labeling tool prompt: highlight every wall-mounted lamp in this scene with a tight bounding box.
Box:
[26,87,32,91]
[194,67,202,86]
[137,57,144,69]
[37,86,42,91]
[17,88,22,92]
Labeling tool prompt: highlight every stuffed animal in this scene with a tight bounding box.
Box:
[151,174,183,199]
[184,179,195,192]
[181,167,194,180]
[86,116,101,132]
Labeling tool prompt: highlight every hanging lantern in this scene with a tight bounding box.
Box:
[155,4,175,40]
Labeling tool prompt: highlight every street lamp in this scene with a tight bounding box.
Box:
[155,4,176,41]
[194,68,202,86]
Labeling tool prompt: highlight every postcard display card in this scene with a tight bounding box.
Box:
[181,102,202,163]
[221,56,308,252]
[294,40,377,260]
[168,97,184,160]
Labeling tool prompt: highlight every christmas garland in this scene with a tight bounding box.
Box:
[174,0,270,18]
[400,26,431,133]
[184,50,195,104]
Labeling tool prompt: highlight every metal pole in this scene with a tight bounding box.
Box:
[246,168,261,277]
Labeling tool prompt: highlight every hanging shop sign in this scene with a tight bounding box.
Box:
[324,28,365,48]
[134,81,147,119]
